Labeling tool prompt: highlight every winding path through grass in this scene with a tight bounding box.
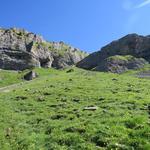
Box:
[0,82,25,92]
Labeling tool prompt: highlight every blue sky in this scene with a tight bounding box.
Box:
[0,0,150,52]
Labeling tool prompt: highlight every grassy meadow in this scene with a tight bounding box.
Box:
[0,67,150,150]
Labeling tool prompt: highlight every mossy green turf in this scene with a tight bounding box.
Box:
[0,67,150,150]
[0,70,23,88]
[107,55,142,62]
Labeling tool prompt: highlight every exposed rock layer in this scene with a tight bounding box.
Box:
[95,55,148,73]
[0,28,87,70]
[77,34,150,73]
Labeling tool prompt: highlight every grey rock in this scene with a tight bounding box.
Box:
[77,34,150,72]
[24,71,38,80]
[100,34,150,61]
[50,42,88,69]
[95,55,148,73]
[83,106,98,111]
[66,68,74,73]
[0,28,87,70]
[136,71,150,78]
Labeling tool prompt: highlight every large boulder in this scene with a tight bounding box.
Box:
[0,28,87,70]
[24,71,38,81]
[77,34,150,72]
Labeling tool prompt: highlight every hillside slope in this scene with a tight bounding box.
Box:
[0,67,150,149]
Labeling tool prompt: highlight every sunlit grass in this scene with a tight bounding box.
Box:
[0,67,150,149]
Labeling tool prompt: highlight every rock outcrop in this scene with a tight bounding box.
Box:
[24,71,38,81]
[77,34,150,73]
[0,28,87,70]
[95,55,148,73]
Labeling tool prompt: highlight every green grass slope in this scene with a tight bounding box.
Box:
[0,67,150,150]
[0,70,23,88]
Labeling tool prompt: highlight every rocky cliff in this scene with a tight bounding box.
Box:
[0,28,88,70]
[95,55,148,73]
[77,34,150,73]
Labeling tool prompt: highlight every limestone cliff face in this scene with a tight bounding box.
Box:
[0,28,87,70]
[77,34,150,73]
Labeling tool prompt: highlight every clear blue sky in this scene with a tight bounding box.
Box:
[0,0,150,52]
